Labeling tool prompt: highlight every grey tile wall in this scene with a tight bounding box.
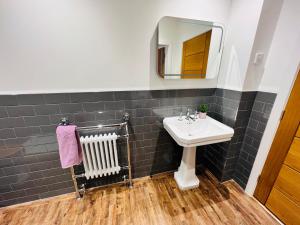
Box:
[0,89,215,207]
[201,89,244,180]
[221,91,258,181]
[201,90,273,183]
[234,92,276,188]
[202,90,275,185]
[0,88,276,207]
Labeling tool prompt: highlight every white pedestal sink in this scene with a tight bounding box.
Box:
[163,116,234,190]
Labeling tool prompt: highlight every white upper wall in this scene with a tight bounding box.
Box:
[243,0,283,91]
[258,0,300,93]
[0,0,231,94]
[246,0,300,195]
[217,0,264,91]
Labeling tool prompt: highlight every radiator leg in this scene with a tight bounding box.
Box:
[125,123,133,188]
[70,167,82,199]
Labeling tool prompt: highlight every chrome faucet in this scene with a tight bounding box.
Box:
[185,109,197,121]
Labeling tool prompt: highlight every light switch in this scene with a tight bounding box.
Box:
[253,52,264,65]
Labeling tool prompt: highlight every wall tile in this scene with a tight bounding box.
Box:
[23,145,48,155]
[28,160,59,172]
[11,180,36,191]
[82,102,105,112]
[17,95,45,105]
[36,152,59,162]
[149,90,169,99]
[0,96,18,106]
[43,94,70,104]
[251,111,269,123]
[11,155,36,166]
[95,111,116,120]
[35,105,60,115]
[2,148,24,161]
[252,101,264,112]
[0,184,12,194]
[70,92,114,103]
[0,175,20,184]
[115,91,151,100]
[0,117,25,129]
[15,127,41,137]
[3,165,29,176]
[263,103,273,115]
[136,108,152,117]
[2,190,26,201]
[39,187,74,199]
[24,116,50,126]
[60,103,83,113]
[74,113,96,123]
[0,107,8,118]
[223,89,242,101]
[40,125,57,135]
[240,91,256,100]
[255,92,277,103]
[7,106,35,117]
[104,101,125,110]
[159,98,176,107]
[248,119,258,130]
[0,128,16,139]
[25,186,49,196]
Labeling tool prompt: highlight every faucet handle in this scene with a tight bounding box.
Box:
[194,110,198,120]
[178,110,183,121]
[186,108,190,116]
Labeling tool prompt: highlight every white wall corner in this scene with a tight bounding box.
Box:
[217,0,264,91]
[245,0,300,195]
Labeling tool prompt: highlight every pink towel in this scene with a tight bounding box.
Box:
[56,125,82,168]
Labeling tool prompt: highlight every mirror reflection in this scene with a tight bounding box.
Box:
[157,17,223,79]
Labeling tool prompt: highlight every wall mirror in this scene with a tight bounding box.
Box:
[157,16,224,79]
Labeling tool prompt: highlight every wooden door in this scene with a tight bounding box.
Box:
[181,30,211,79]
[254,70,300,225]
[157,47,166,77]
[266,126,300,224]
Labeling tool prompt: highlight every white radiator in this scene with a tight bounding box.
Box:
[79,133,121,179]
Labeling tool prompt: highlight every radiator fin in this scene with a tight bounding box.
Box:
[80,133,120,179]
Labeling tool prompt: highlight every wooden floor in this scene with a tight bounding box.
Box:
[0,172,279,225]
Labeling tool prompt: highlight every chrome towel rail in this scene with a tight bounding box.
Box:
[60,113,133,198]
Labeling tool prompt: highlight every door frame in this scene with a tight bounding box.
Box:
[253,69,300,204]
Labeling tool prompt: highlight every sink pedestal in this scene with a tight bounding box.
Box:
[174,146,199,190]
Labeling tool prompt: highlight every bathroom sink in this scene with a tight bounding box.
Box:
[163,116,234,147]
[163,115,234,190]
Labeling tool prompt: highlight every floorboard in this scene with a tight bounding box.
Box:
[0,172,279,225]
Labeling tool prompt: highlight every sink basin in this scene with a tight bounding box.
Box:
[163,115,234,190]
[163,116,234,147]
